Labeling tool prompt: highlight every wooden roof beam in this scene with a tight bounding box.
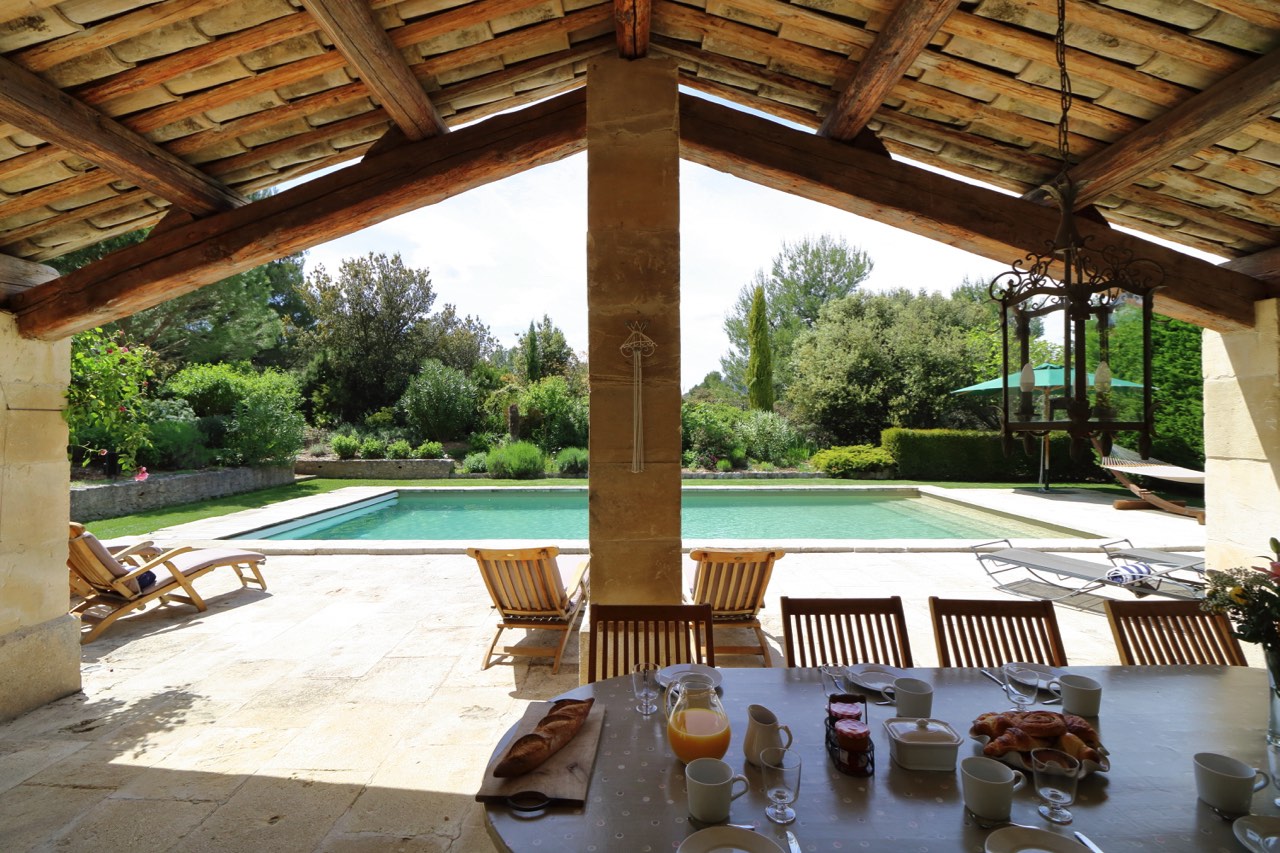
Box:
[614,0,652,58]
[1223,246,1280,286]
[819,0,961,141]
[299,0,447,140]
[0,56,246,218]
[1034,46,1280,208]
[0,253,58,297]
[679,94,1271,332]
[4,90,586,340]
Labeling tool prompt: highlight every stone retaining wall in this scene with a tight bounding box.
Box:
[294,459,455,478]
[71,466,296,522]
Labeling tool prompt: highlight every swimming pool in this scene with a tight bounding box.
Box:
[237,488,1089,541]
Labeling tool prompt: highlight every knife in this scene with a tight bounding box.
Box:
[786,830,802,853]
[1074,830,1105,853]
[978,668,1004,687]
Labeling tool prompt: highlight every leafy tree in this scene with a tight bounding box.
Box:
[65,328,154,474]
[514,315,576,381]
[426,304,498,374]
[746,285,775,411]
[524,320,541,382]
[163,362,304,465]
[683,371,745,406]
[398,358,479,442]
[520,375,588,452]
[722,235,873,391]
[298,252,436,423]
[786,289,994,443]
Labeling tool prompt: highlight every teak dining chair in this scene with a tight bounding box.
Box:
[688,548,783,666]
[468,546,589,675]
[928,596,1069,668]
[780,596,915,668]
[1103,599,1247,666]
[586,603,715,683]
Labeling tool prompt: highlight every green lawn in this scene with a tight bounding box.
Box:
[82,476,1168,539]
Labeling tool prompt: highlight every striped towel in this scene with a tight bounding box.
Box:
[1106,562,1156,586]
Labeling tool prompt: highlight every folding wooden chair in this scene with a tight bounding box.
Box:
[586,603,715,683]
[929,596,1068,667]
[780,596,914,668]
[1104,599,1246,666]
[688,548,783,666]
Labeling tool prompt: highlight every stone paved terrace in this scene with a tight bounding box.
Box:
[1,488,1244,852]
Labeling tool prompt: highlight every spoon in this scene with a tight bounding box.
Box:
[964,808,1037,831]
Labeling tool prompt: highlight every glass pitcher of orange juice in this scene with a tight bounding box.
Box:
[666,673,731,763]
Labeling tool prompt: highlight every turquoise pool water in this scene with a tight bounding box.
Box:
[240,489,1086,541]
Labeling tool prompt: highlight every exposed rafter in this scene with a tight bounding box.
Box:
[0,253,58,297]
[614,0,652,59]
[819,0,961,141]
[679,94,1271,332]
[4,91,587,340]
[1224,245,1280,285]
[299,0,447,140]
[0,55,246,217]
[1031,47,1280,208]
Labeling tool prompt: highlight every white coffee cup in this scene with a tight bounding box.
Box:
[1047,674,1102,716]
[686,757,750,823]
[961,756,1026,821]
[1194,752,1270,816]
[886,677,933,718]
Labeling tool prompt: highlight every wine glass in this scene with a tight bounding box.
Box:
[819,664,847,698]
[761,746,802,825]
[1031,747,1081,824]
[631,662,660,716]
[1002,665,1040,712]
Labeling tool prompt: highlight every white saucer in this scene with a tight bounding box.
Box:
[1235,815,1280,852]
[677,826,783,853]
[845,664,903,693]
[984,826,1079,853]
[657,663,723,689]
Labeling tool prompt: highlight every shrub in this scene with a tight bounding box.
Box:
[387,439,413,459]
[66,328,154,473]
[462,451,488,473]
[468,431,503,454]
[365,407,396,429]
[414,440,444,459]
[331,433,360,459]
[164,362,243,415]
[716,458,733,473]
[810,444,895,478]
[555,447,589,476]
[224,370,305,466]
[682,402,745,469]
[399,358,478,443]
[738,410,802,467]
[137,399,208,470]
[519,376,588,452]
[359,437,387,459]
[487,440,545,479]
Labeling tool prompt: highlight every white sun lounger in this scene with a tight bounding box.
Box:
[971,540,1205,601]
[1101,539,1205,572]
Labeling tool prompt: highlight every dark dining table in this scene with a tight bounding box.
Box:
[483,666,1277,852]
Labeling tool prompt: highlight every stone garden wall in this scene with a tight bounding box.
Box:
[70,466,297,522]
[293,459,455,478]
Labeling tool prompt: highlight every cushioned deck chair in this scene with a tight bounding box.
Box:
[586,603,715,683]
[67,524,267,643]
[1101,538,1206,572]
[972,539,1204,601]
[468,546,589,675]
[688,548,783,666]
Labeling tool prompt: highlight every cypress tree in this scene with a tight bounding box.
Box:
[524,320,541,382]
[746,285,775,410]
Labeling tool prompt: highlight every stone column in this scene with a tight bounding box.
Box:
[0,312,80,721]
[1203,298,1280,570]
[585,57,682,604]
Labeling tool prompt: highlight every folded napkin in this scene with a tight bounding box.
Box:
[1106,562,1156,586]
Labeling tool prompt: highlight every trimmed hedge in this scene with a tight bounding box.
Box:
[810,444,894,478]
[881,428,1102,482]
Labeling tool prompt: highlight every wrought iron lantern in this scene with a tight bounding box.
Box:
[988,0,1163,462]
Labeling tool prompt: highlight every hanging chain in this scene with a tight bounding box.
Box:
[1055,0,1072,175]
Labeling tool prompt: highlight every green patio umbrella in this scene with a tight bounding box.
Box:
[952,363,1143,490]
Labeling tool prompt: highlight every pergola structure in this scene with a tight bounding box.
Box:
[0,0,1277,720]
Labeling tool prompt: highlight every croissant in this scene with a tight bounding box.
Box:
[970,712,1010,739]
[1063,715,1101,747]
[983,726,1037,757]
[1057,732,1102,764]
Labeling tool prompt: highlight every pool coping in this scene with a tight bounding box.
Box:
[142,484,1207,556]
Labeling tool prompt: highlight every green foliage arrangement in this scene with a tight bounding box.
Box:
[331,433,360,459]
[462,451,489,473]
[399,358,478,443]
[487,441,546,479]
[359,437,387,459]
[555,447,589,476]
[387,439,413,459]
[681,402,745,469]
[414,441,444,459]
[66,328,155,473]
[810,444,895,478]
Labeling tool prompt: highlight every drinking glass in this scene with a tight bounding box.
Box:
[631,662,660,716]
[819,665,847,698]
[1267,742,1280,807]
[761,746,801,825]
[1031,747,1080,824]
[1002,665,1040,712]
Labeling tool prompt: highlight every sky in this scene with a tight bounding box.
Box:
[300,150,1018,391]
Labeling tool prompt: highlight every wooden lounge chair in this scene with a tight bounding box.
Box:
[780,596,914,668]
[688,548,783,666]
[929,596,1069,668]
[586,603,715,683]
[67,524,267,644]
[972,539,1204,601]
[1103,599,1246,666]
[468,546,589,675]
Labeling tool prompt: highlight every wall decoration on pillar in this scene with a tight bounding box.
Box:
[620,321,656,473]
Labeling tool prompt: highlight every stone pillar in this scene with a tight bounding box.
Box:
[585,57,682,604]
[1203,298,1280,570]
[0,312,80,721]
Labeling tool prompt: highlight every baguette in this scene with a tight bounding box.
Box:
[493,698,595,778]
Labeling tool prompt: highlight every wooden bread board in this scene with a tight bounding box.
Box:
[475,701,606,805]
